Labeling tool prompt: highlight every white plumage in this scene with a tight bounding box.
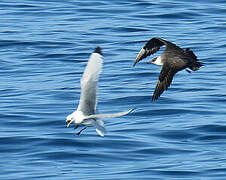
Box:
[66,47,133,136]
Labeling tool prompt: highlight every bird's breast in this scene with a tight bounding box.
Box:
[74,110,86,124]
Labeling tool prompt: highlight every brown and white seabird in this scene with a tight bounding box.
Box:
[133,37,204,101]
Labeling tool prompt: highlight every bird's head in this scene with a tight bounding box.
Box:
[66,111,84,127]
[66,114,75,128]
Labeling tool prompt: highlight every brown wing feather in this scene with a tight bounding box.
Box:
[152,56,188,101]
[152,65,177,101]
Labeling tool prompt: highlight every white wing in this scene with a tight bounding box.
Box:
[77,47,103,116]
[85,108,134,119]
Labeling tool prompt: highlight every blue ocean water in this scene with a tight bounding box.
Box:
[1,0,226,179]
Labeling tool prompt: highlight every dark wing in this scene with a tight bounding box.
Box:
[133,37,168,66]
[152,58,186,101]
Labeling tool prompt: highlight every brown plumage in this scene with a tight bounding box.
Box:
[134,37,204,101]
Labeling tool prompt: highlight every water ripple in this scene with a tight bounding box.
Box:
[1,0,226,179]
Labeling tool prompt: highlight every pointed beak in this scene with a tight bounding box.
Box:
[66,119,72,127]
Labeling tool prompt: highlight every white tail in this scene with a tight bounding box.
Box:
[95,119,106,136]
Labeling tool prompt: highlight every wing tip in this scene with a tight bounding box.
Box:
[133,60,138,67]
[129,107,136,113]
[152,95,159,101]
[133,48,145,67]
[94,46,102,55]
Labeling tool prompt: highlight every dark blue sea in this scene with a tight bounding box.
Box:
[1,0,226,179]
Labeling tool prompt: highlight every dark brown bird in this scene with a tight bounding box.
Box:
[133,37,204,101]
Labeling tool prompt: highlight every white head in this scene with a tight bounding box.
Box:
[66,110,85,127]
[148,56,163,66]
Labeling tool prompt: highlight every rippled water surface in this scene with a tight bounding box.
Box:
[1,0,226,179]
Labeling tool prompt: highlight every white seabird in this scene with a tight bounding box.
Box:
[133,37,204,101]
[66,47,133,136]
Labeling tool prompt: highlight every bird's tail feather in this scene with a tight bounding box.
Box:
[185,48,197,60]
[86,108,135,136]
[185,48,204,71]
[95,119,106,136]
[190,61,204,71]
